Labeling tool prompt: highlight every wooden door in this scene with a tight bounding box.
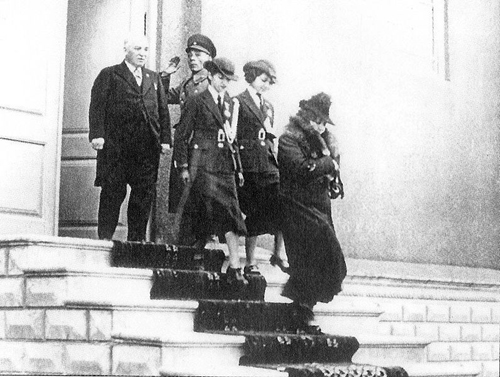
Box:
[0,0,68,235]
[59,0,157,240]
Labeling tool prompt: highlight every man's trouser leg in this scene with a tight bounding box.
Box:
[127,180,156,242]
[98,181,127,240]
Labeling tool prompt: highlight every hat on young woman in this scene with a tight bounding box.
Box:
[243,59,277,83]
[185,34,217,57]
[299,92,334,125]
[204,57,239,81]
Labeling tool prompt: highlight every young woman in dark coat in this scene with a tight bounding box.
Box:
[173,57,248,285]
[233,60,288,275]
[278,92,346,326]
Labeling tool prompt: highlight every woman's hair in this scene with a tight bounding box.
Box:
[244,67,265,84]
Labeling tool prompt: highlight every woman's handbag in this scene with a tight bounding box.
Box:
[328,170,344,199]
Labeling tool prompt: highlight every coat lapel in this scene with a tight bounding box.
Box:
[115,61,141,92]
[241,89,265,124]
[201,89,224,126]
[141,69,154,95]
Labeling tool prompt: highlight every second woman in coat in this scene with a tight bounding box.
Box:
[173,57,248,285]
[234,60,288,275]
[278,92,346,329]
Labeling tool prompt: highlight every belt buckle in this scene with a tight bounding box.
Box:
[258,128,266,140]
[217,129,225,148]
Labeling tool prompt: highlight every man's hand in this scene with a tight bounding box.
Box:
[161,144,171,154]
[180,168,190,185]
[237,172,245,187]
[91,138,105,150]
[161,56,181,76]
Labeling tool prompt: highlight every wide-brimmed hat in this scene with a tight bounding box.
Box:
[204,57,239,81]
[185,34,217,57]
[243,59,277,83]
[299,92,334,125]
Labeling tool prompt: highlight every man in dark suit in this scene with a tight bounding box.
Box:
[89,34,171,241]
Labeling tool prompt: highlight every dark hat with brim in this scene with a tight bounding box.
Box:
[243,59,277,83]
[185,33,217,57]
[299,92,334,125]
[204,57,239,81]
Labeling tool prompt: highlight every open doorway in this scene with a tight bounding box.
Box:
[59,0,156,240]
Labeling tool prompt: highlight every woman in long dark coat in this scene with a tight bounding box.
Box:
[173,57,248,285]
[234,60,288,275]
[278,92,346,320]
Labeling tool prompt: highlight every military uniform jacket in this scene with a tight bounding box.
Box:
[162,69,210,111]
[173,89,242,174]
[89,61,171,185]
[235,89,279,174]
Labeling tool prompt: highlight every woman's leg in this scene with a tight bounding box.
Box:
[270,231,289,272]
[245,235,258,267]
[225,231,242,269]
[225,231,248,284]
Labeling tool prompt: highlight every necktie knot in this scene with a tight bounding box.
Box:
[134,68,142,86]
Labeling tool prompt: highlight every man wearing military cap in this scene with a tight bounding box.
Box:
[161,33,217,244]
[161,33,216,108]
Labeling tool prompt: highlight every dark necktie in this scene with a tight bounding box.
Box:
[256,93,265,113]
[217,95,224,117]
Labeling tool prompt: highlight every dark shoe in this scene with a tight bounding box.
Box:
[243,265,261,275]
[270,255,290,274]
[226,267,249,286]
[302,324,323,335]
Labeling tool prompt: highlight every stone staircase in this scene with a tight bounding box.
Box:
[0,235,498,376]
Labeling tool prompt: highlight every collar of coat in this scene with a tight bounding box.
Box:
[116,61,155,94]
[199,88,231,126]
[238,89,267,124]
[285,115,338,158]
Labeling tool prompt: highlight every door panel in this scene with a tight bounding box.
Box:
[0,0,68,235]
[59,0,153,240]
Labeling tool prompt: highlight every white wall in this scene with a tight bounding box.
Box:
[200,0,500,269]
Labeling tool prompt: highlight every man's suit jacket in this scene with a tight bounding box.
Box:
[173,89,241,174]
[89,61,171,185]
[235,89,278,174]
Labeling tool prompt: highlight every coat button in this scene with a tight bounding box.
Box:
[218,142,223,148]
[260,141,266,146]
[193,144,199,149]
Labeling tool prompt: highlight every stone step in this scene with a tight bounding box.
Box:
[159,362,483,377]
[160,364,287,376]
[352,334,429,365]
[150,269,267,301]
[2,266,153,307]
[113,330,246,373]
[1,235,112,276]
[0,235,227,275]
[402,362,481,377]
[192,298,383,336]
[111,241,226,272]
[0,338,482,377]
[0,339,113,375]
[112,330,430,369]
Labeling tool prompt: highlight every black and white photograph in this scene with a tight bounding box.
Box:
[0,0,498,376]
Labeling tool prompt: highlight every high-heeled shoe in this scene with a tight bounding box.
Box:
[270,255,290,274]
[226,267,249,286]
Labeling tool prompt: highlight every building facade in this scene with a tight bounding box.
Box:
[1,0,499,271]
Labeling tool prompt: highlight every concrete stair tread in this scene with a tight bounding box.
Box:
[159,364,287,376]
[64,297,199,310]
[402,362,481,377]
[355,334,430,347]
[23,265,152,277]
[113,330,246,344]
[113,328,429,348]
